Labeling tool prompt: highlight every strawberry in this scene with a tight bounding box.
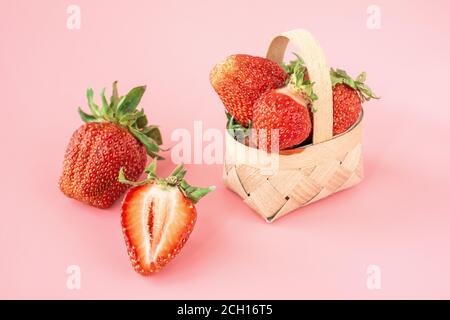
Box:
[252,89,312,151]
[282,56,378,136]
[59,82,163,209]
[330,69,378,135]
[252,58,315,151]
[119,161,215,274]
[210,54,288,126]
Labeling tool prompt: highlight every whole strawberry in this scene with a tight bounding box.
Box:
[59,82,163,209]
[330,69,378,135]
[119,161,215,274]
[252,89,312,151]
[252,58,315,151]
[283,57,378,135]
[210,54,288,126]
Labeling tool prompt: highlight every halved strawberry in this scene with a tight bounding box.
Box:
[119,161,215,275]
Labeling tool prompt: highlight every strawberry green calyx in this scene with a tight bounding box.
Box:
[281,54,318,107]
[330,68,380,102]
[226,112,252,136]
[78,81,163,158]
[118,160,215,204]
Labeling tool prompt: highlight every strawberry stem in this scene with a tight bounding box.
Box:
[330,68,379,102]
[226,112,252,139]
[179,180,216,204]
[281,54,380,105]
[78,82,164,158]
[118,160,215,203]
[281,53,318,106]
[118,168,150,187]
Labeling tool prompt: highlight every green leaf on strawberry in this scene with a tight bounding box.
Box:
[135,114,148,129]
[281,54,379,105]
[78,82,163,158]
[78,107,101,123]
[226,112,252,143]
[119,160,215,204]
[117,86,146,115]
[128,126,163,159]
[330,68,379,102]
[86,88,101,117]
[142,125,163,145]
[281,53,318,108]
[110,81,120,110]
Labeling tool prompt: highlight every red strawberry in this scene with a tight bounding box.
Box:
[252,59,315,151]
[252,88,312,151]
[119,161,215,274]
[330,69,378,135]
[59,82,163,209]
[210,54,288,126]
[283,56,378,136]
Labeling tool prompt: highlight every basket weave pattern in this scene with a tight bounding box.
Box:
[223,127,363,222]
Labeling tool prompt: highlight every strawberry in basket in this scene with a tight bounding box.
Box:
[329,68,378,134]
[210,53,378,152]
[282,56,379,135]
[251,58,316,151]
[210,54,316,151]
[210,54,288,126]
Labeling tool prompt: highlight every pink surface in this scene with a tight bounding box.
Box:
[1,0,450,299]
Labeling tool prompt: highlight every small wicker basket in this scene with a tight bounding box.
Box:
[223,29,364,222]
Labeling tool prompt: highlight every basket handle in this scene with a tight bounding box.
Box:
[266,29,333,144]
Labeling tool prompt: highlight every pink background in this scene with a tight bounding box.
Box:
[1,0,450,299]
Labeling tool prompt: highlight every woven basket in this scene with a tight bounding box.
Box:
[223,29,364,222]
